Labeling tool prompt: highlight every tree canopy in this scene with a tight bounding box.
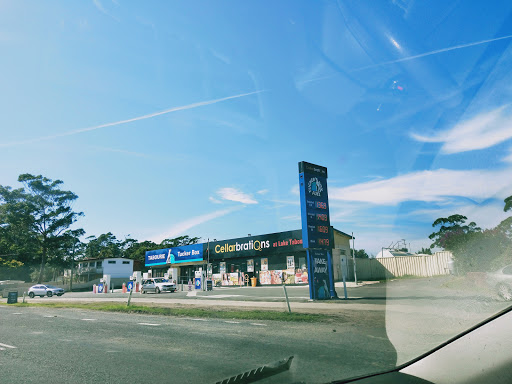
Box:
[429,196,512,273]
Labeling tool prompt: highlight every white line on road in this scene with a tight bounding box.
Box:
[191,318,208,321]
[0,343,17,349]
[81,319,97,321]
[224,321,240,324]
[138,322,161,326]
[250,323,267,327]
[44,315,56,318]
[11,313,22,315]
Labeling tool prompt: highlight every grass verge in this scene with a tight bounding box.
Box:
[0,302,336,323]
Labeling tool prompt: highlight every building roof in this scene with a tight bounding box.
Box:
[77,257,133,262]
[332,228,354,239]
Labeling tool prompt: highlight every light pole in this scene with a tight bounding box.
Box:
[352,232,357,285]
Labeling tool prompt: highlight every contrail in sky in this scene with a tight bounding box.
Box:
[1,90,264,147]
[352,34,512,72]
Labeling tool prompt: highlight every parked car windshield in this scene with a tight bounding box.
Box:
[1,1,512,383]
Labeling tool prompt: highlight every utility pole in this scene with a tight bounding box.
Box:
[352,232,357,285]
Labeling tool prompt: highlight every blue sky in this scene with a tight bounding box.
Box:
[1,1,512,255]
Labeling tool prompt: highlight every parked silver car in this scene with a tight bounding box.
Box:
[487,265,512,301]
[141,278,177,294]
[28,284,65,298]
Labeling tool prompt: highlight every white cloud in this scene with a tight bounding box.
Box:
[411,105,512,154]
[209,196,222,204]
[268,199,300,206]
[147,207,239,243]
[280,215,301,221]
[503,147,512,163]
[407,201,511,231]
[256,189,269,195]
[329,168,512,205]
[290,185,300,196]
[217,187,257,204]
[92,0,120,22]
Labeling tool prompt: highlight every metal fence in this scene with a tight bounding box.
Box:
[344,252,452,281]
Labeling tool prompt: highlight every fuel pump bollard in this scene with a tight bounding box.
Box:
[188,280,192,291]
[122,283,127,293]
[104,284,108,294]
[93,284,97,294]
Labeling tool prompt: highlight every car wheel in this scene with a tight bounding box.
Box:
[142,289,146,294]
[156,287,160,294]
[47,291,53,297]
[57,293,63,296]
[497,284,512,301]
[29,292,35,298]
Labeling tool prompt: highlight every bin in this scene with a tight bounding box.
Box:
[250,277,257,287]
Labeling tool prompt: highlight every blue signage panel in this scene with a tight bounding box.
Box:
[126,281,134,292]
[145,249,170,267]
[168,243,203,264]
[299,161,336,300]
[299,162,332,249]
[307,249,333,300]
[195,277,201,290]
[145,244,204,267]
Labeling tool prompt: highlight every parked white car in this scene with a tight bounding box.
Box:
[28,284,65,298]
[141,278,177,294]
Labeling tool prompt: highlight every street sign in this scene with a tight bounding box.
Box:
[7,291,18,304]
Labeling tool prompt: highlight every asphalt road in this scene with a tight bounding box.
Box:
[3,276,509,382]
[0,305,396,384]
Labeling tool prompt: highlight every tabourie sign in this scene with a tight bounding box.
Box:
[298,161,336,300]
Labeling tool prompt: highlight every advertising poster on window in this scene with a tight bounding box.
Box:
[212,273,222,287]
[229,272,239,285]
[284,271,295,284]
[287,256,295,270]
[295,269,308,284]
[247,259,254,272]
[271,270,283,284]
[261,258,268,271]
[259,270,271,285]
[220,262,226,274]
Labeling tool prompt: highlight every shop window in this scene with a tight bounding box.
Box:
[108,260,116,264]
[122,261,130,264]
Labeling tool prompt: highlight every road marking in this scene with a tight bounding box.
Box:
[186,291,197,297]
[0,343,16,349]
[191,318,207,321]
[224,321,240,324]
[31,332,44,335]
[203,294,244,299]
[250,323,267,327]
[44,315,56,318]
[138,322,161,326]
[11,313,22,315]
[81,318,97,321]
